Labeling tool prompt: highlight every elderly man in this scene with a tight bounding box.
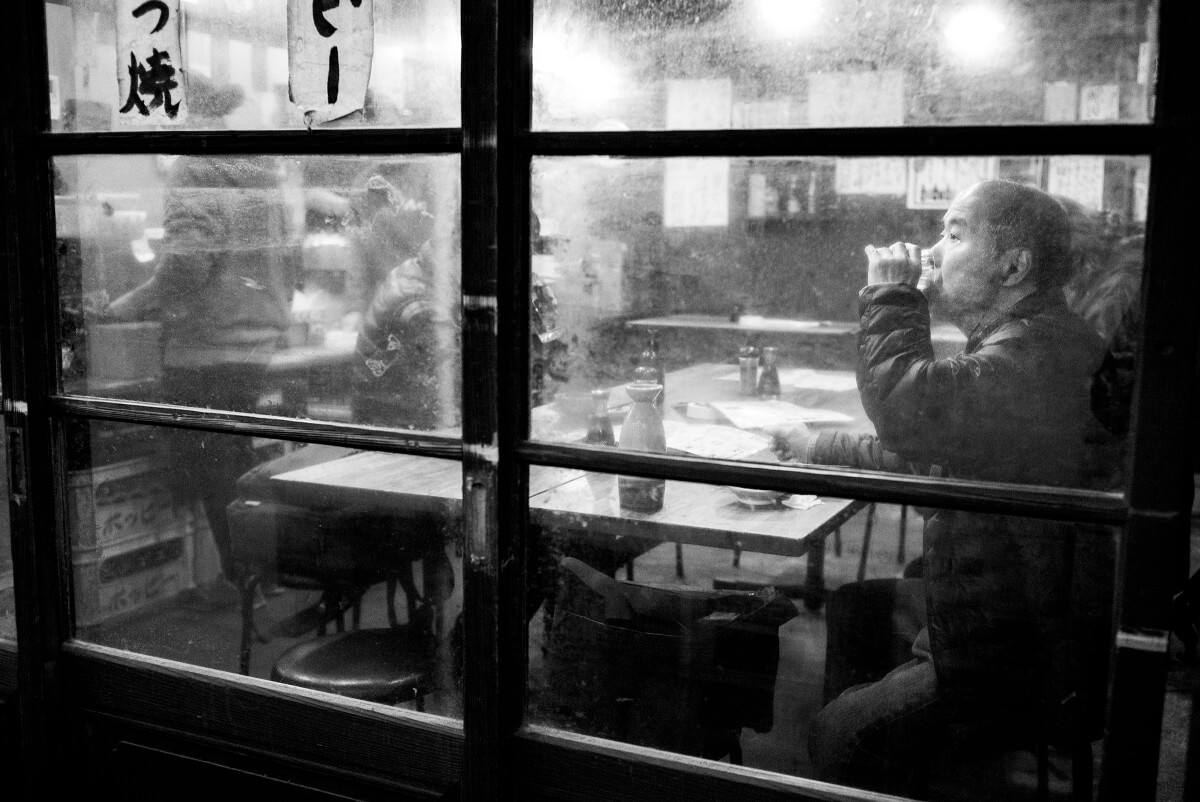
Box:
[773,180,1116,794]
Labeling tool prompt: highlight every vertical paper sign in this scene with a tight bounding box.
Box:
[665,79,732,130]
[1043,82,1078,122]
[288,0,374,125]
[116,0,186,125]
[906,158,996,210]
[1079,85,1120,122]
[664,158,729,228]
[808,71,904,128]
[1047,156,1105,211]
[834,158,907,196]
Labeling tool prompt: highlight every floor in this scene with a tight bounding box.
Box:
[22,500,1200,800]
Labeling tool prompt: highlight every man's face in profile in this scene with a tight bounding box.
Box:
[930,183,1008,320]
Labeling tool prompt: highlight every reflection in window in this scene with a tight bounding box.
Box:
[45,0,461,132]
[0,428,13,642]
[526,471,1116,794]
[67,419,464,717]
[54,154,461,433]
[534,0,1158,130]
[530,155,1147,490]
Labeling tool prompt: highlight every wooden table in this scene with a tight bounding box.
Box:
[256,362,876,606]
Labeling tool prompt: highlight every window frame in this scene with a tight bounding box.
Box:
[0,1,1195,801]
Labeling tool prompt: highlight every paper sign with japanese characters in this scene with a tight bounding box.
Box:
[288,0,374,125]
[116,0,186,125]
[1047,156,1105,212]
[664,158,730,228]
[906,157,996,210]
[835,158,907,196]
[808,70,904,128]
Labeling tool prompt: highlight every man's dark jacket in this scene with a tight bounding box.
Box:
[810,283,1115,726]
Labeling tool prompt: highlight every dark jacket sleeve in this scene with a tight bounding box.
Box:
[807,430,922,474]
[856,283,1022,468]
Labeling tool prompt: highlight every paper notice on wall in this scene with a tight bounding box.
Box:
[49,75,61,121]
[664,158,729,228]
[1043,82,1078,122]
[906,157,996,210]
[1132,165,1149,223]
[732,98,791,129]
[288,0,374,126]
[115,0,186,125]
[807,70,904,128]
[835,158,907,196]
[1137,41,1154,84]
[1047,156,1105,211]
[666,79,732,130]
[1079,84,1120,121]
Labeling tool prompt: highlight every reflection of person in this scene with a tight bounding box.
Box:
[351,238,460,429]
[771,180,1114,795]
[105,76,301,590]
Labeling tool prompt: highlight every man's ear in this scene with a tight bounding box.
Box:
[999,248,1034,287]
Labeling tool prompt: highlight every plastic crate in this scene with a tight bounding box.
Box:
[68,456,185,550]
[73,530,194,628]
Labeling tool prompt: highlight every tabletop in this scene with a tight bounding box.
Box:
[264,361,872,557]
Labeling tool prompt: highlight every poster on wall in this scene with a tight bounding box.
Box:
[287,0,374,126]
[834,158,907,196]
[808,70,904,128]
[906,157,997,209]
[1079,84,1121,122]
[116,0,187,125]
[666,79,732,130]
[1047,156,1106,211]
[664,158,729,228]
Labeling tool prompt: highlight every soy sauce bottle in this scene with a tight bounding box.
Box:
[618,382,666,513]
[636,329,666,411]
[757,346,781,399]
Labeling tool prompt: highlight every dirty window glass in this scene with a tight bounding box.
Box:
[45,0,460,131]
[533,0,1158,130]
[54,153,461,434]
[67,418,465,718]
[529,154,1147,492]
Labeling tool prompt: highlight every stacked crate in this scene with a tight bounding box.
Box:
[69,455,194,628]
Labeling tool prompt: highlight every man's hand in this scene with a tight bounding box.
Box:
[763,422,813,463]
[865,241,921,287]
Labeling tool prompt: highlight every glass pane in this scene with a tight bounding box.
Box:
[533,0,1158,130]
[55,153,462,434]
[67,418,464,717]
[526,468,1117,793]
[531,155,1147,492]
[46,0,460,131]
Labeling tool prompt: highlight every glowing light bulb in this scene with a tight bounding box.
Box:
[943,5,1010,64]
[754,0,823,38]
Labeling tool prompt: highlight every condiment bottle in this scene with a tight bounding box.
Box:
[617,382,666,513]
[738,344,759,396]
[636,329,666,410]
[757,346,781,399]
[584,388,616,446]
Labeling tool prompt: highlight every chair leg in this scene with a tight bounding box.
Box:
[897,504,908,565]
[1072,738,1093,802]
[833,527,842,557]
[675,542,685,580]
[856,503,876,584]
[238,575,262,676]
[625,561,634,580]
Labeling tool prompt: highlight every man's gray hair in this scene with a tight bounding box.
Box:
[972,180,1073,290]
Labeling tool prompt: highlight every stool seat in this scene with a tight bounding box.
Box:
[270,627,438,705]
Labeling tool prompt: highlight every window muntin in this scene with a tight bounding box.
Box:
[533,0,1156,131]
[530,154,1147,493]
[45,0,462,132]
[0,427,13,642]
[526,476,1118,789]
[66,418,465,718]
[54,153,462,434]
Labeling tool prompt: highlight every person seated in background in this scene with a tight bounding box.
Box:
[769,180,1116,796]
